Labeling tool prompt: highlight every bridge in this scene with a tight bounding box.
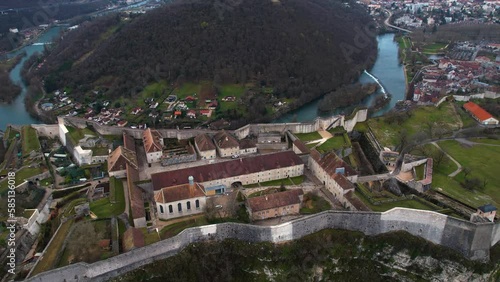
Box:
[383,9,412,33]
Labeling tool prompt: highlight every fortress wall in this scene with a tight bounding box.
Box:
[31,124,59,139]
[27,208,496,282]
[492,224,500,247]
[381,209,447,245]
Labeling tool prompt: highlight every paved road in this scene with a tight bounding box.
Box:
[430,142,462,177]
[357,173,392,183]
[383,9,412,33]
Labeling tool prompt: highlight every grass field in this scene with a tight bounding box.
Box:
[244,176,304,188]
[469,138,500,145]
[316,135,347,153]
[21,126,41,156]
[355,191,437,212]
[294,132,322,142]
[300,193,332,214]
[0,166,43,194]
[368,102,462,148]
[30,219,74,276]
[421,42,448,54]
[433,140,500,207]
[90,178,125,218]
[174,82,202,99]
[66,126,96,143]
[159,217,209,239]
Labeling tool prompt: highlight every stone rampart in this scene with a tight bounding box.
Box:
[61,109,366,143]
[26,208,499,282]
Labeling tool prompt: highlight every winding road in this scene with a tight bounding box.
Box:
[383,9,412,33]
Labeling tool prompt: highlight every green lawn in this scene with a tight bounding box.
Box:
[66,126,97,143]
[30,219,74,276]
[432,140,500,207]
[300,193,332,214]
[422,42,447,53]
[218,84,247,98]
[414,164,425,181]
[140,227,161,245]
[355,191,437,212]
[294,132,322,142]
[0,167,43,194]
[244,176,304,188]
[469,138,500,145]
[174,82,202,99]
[91,146,109,156]
[316,135,347,153]
[90,178,125,218]
[159,217,209,239]
[21,126,41,156]
[368,102,462,148]
[140,80,169,100]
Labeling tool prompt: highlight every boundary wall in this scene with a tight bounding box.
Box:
[26,208,500,282]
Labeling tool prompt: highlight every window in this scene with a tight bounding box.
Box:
[178,203,182,212]
[187,201,191,210]
[168,205,173,213]
[160,205,164,214]
[195,200,200,209]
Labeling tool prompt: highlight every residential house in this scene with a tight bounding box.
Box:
[143,128,164,164]
[246,189,304,221]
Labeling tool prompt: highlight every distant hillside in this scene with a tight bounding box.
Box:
[35,0,377,122]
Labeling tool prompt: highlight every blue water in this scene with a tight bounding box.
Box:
[0,27,62,130]
[275,33,406,122]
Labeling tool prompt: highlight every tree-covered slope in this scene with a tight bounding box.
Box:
[38,0,377,113]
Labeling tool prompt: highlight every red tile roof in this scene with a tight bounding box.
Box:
[213,130,239,149]
[463,101,494,122]
[154,183,206,203]
[247,189,303,212]
[310,149,357,178]
[122,228,145,252]
[293,139,310,154]
[143,128,163,153]
[194,133,216,151]
[123,132,136,152]
[333,174,355,191]
[151,151,303,191]
[126,165,146,220]
[108,146,138,172]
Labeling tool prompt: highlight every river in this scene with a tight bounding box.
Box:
[0,27,62,131]
[1,31,405,130]
[275,33,406,122]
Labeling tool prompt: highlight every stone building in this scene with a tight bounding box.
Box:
[107,146,138,178]
[238,139,257,156]
[246,189,304,221]
[151,151,304,195]
[194,133,216,159]
[309,149,358,207]
[143,128,164,163]
[463,101,499,125]
[475,204,497,222]
[154,176,207,220]
[213,130,240,157]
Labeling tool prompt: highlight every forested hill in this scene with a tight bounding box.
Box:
[37,0,377,117]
